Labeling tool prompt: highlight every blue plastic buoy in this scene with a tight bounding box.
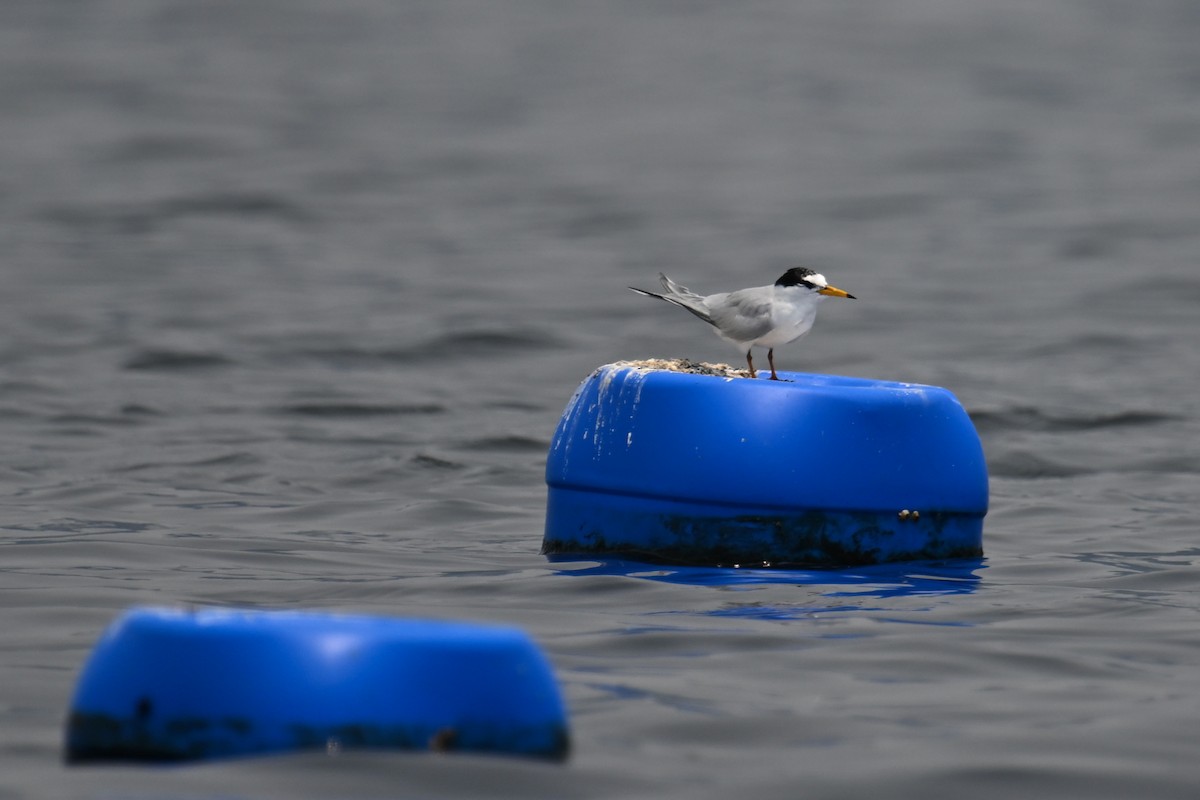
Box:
[543,362,988,567]
[65,607,570,763]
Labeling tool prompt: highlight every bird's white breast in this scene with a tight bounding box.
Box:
[757,287,822,347]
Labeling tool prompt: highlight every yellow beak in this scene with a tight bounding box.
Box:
[818,285,856,299]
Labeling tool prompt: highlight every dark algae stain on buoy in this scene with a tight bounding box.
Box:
[542,508,983,568]
[544,362,987,568]
[66,709,259,763]
[68,712,571,763]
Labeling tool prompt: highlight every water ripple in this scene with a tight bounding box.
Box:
[460,435,547,453]
[278,402,445,417]
[41,192,311,234]
[986,450,1095,479]
[971,406,1178,434]
[123,349,235,371]
[290,328,564,365]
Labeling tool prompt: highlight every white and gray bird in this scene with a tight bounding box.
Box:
[628,267,856,380]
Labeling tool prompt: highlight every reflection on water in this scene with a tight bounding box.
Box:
[552,557,984,622]
[552,561,984,597]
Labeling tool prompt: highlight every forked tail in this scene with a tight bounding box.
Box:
[627,273,714,325]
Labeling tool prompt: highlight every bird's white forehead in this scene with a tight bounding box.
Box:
[809,272,828,287]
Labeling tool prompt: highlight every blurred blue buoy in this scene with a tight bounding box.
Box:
[65,607,569,764]
[544,362,988,567]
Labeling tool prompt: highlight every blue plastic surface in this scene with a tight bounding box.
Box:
[544,364,988,567]
[65,607,570,763]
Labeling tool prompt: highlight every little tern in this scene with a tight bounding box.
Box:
[628,267,856,380]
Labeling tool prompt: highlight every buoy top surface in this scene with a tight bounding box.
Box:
[547,363,988,514]
[103,606,530,642]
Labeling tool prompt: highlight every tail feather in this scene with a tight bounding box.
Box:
[627,286,666,301]
[657,272,702,301]
[629,274,714,326]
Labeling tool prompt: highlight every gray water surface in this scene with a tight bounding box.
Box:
[3,2,1200,798]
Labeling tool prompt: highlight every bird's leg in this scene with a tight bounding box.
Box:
[767,349,780,381]
[745,351,757,379]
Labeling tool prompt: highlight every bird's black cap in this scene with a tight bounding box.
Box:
[775,267,819,288]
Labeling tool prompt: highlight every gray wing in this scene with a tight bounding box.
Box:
[705,289,775,344]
